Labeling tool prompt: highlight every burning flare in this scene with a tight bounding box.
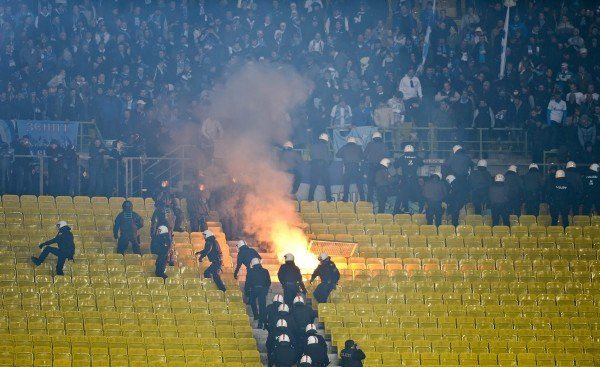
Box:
[270,219,319,273]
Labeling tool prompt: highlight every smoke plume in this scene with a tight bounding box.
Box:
[204,62,317,269]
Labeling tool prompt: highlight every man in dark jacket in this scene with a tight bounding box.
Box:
[489,174,510,226]
[280,141,303,195]
[581,164,599,215]
[308,133,332,202]
[270,334,297,367]
[422,173,447,226]
[339,339,366,367]
[310,253,340,303]
[336,136,365,201]
[278,253,307,306]
[445,175,467,226]
[13,137,33,195]
[31,221,75,275]
[505,165,523,216]
[267,320,295,367]
[114,200,144,255]
[88,138,107,196]
[196,229,226,291]
[443,145,472,182]
[364,131,387,202]
[234,240,262,279]
[152,225,172,279]
[154,180,183,231]
[291,296,317,337]
[265,294,285,332]
[522,163,544,216]
[394,144,423,213]
[244,258,271,328]
[547,170,573,227]
[469,159,492,214]
[565,161,583,215]
[374,158,392,213]
[305,335,329,367]
[186,182,210,232]
[46,140,64,195]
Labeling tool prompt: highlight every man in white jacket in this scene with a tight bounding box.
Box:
[398,67,423,123]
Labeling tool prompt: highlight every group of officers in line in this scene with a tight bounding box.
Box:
[234,239,364,367]
[283,134,599,228]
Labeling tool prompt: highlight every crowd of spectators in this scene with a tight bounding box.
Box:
[0,0,598,195]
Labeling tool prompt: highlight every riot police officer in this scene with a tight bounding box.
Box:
[267,320,295,367]
[505,165,523,215]
[244,258,271,328]
[469,159,492,215]
[581,164,599,215]
[278,253,307,306]
[310,253,340,303]
[31,221,75,275]
[422,173,447,226]
[565,161,583,215]
[443,145,472,183]
[522,163,544,216]
[234,240,261,279]
[547,170,573,227]
[113,200,144,255]
[336,136,365,201]
[291,296,316,337]
[445,175,467,226]
[280,141,303,196]
[364,131,387,202]
[265,294,285,332]
[394,144,423,213]
[270,334,298,367]
[304,335,329,367]
[152,225,172,278]
[489,174,510,226]
[308,133,332,202]
[196,229,226,291]
[374,158,392,213]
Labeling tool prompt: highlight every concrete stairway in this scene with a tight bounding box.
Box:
[228,242,339,366]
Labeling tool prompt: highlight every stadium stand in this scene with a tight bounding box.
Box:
[300,200,600,367]
[0,194,261,367]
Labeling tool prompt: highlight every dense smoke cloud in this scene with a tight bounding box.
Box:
[202,62,314,263]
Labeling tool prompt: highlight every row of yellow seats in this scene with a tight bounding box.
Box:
[298,200,372,212]
[1,195,153,207]
[359,351,596,366]
[318,300,598,316]
[322,315,599,330]
[309,223,600,238]
[332,279,598,296]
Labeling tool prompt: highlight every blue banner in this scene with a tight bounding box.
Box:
[16,120,80,154]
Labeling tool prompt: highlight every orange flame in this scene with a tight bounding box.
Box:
[270,219,318,273]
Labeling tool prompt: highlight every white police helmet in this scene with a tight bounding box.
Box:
[404,144,414,153]
[495,174,505,182]
[284,253,294,262]
[380,158,391,168]
[318,133,329,142]
[555,170,565,178]
[157,225,169,235]
[250,258,261,268]
[446,175,456,184]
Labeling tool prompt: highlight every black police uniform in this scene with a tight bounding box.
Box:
[234,245,261,279]
[374,163,392,213]
[565,167,583,214]
[336,141,365,201]
[265,299,284,332]
[267,325,295,366]
[446,178,467,226]
[364,137,387,202]
[278,261,307,306]
[522,167,544,215]
[489,181,510,226]
[292,301,317,337]
[547,177,573,227]
[113,202,144,254]
[422,175,447,226]
[280,147,303,195]
[304,338,330,367]
[197,235,226,291]
[469,166,492,215]
[581,169,599,215]
[310,258,340,303]
[340,340,366,367]
[244,263,271,327]
[505,170,523,215]
[270,339,298,367]
[394,152,423,213]
[152,232,172,278]
[32,225,75,275]
[308,139,332,202]
[443,148,472,181]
